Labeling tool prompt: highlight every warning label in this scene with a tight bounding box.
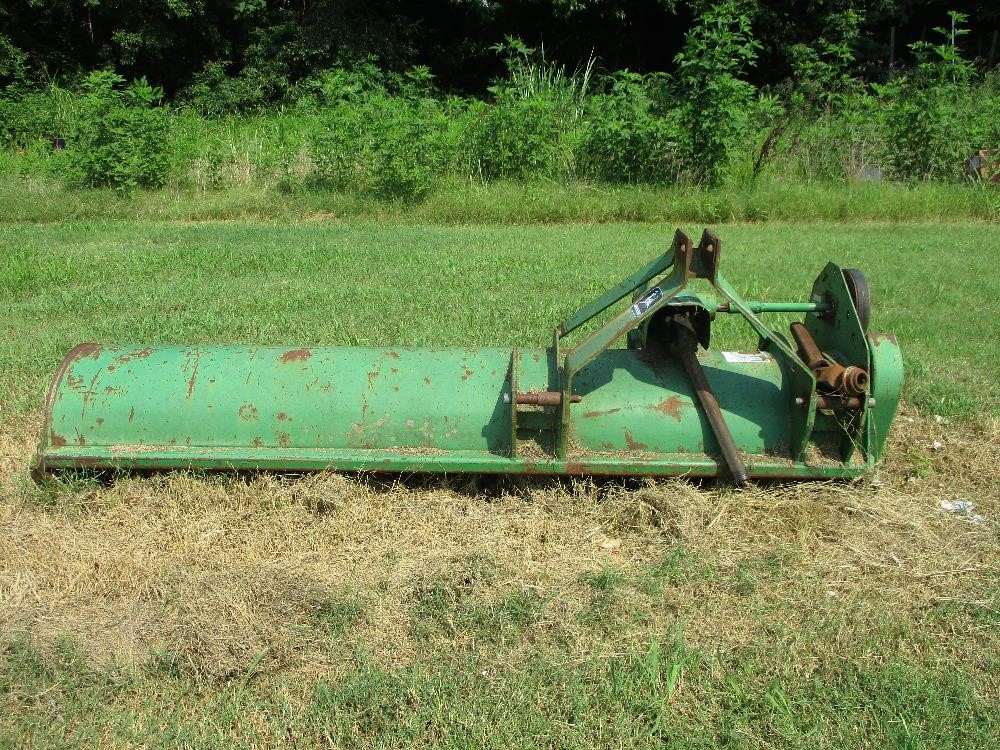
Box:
[631,286,663,318]
[722,351,773,364]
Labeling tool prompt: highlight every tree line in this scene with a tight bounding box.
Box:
[1,0,998,104]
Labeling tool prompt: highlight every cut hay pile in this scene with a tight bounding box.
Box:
[1,406,997,683]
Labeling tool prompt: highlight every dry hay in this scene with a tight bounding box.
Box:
[0,403,997,682]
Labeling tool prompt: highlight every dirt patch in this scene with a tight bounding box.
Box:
[1,404,997,681]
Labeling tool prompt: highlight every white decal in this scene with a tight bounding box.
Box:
[722,351,773,364]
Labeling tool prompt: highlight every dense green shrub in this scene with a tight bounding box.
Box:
[577,72,687,183]
[673,0,760,185]
[875,13,975,181]
[462,95,571,181]
[309,94,452,200]
[0,27,996,195]
[64,71,171,189]
[0,87,73,150]
[461,41,591,182]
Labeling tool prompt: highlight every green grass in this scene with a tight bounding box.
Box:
[1,172,998,224]
[1,590,995,749]
[2,221,997,418]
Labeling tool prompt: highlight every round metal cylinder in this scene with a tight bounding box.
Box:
[36,342,855,478]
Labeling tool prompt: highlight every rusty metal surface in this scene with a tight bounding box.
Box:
[514,391,580,406]
[790,322,869,397]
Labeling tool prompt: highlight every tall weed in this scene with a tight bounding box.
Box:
[64,72,171,190]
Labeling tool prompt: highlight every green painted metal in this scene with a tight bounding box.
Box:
[734,302,827,314]
[33,229,903,480]
[866,332,904,463]
[559,252,675,336]
[804,263,871,463]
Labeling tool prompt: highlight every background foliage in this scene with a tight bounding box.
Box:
[0,2,997,197]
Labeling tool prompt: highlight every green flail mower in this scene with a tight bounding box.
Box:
[33,229,903,483]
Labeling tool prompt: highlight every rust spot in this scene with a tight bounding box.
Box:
[107,366,115,372]
[95,418,104,426]
[391,368,398,374]
[424,377,431,385]
[115,347,154,364]
[385,351,400,360]
[461,368,474,381]
[49,430,68,447]
[252,437,264,448]
[66,374,85,390]
[869,332,897,347]
[168,438,177,445]
[624,429,648,451]
[276,411,291,421]
[368,371,380,388]
[601,441,615,450]
[128,406,135,423]
[277,432,292,448]
[239,403,258,421]
[394,386,400,392]
[532,354,540,362]
[186,353,201,398]
[77,435,86,446]
[75,343,103,360]
[653,396,687,422]
[491,370,497,376]
[584,407,621,418]
[279,348,312,363]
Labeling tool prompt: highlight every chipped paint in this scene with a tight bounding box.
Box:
[278,348,312,363]
[653,396,688,421]
[869,331,897,347]
[584,407,622,418]
[623,429,648,451]
[185,351,201,399]
[114,347,154,364]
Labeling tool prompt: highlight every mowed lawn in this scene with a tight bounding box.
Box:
[1,221,998,749]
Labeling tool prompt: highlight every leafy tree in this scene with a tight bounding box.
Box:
[65,70,172,189]
[876,11,979,180]
[674,0,760,184]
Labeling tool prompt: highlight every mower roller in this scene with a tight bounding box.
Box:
[33,229,903,482]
